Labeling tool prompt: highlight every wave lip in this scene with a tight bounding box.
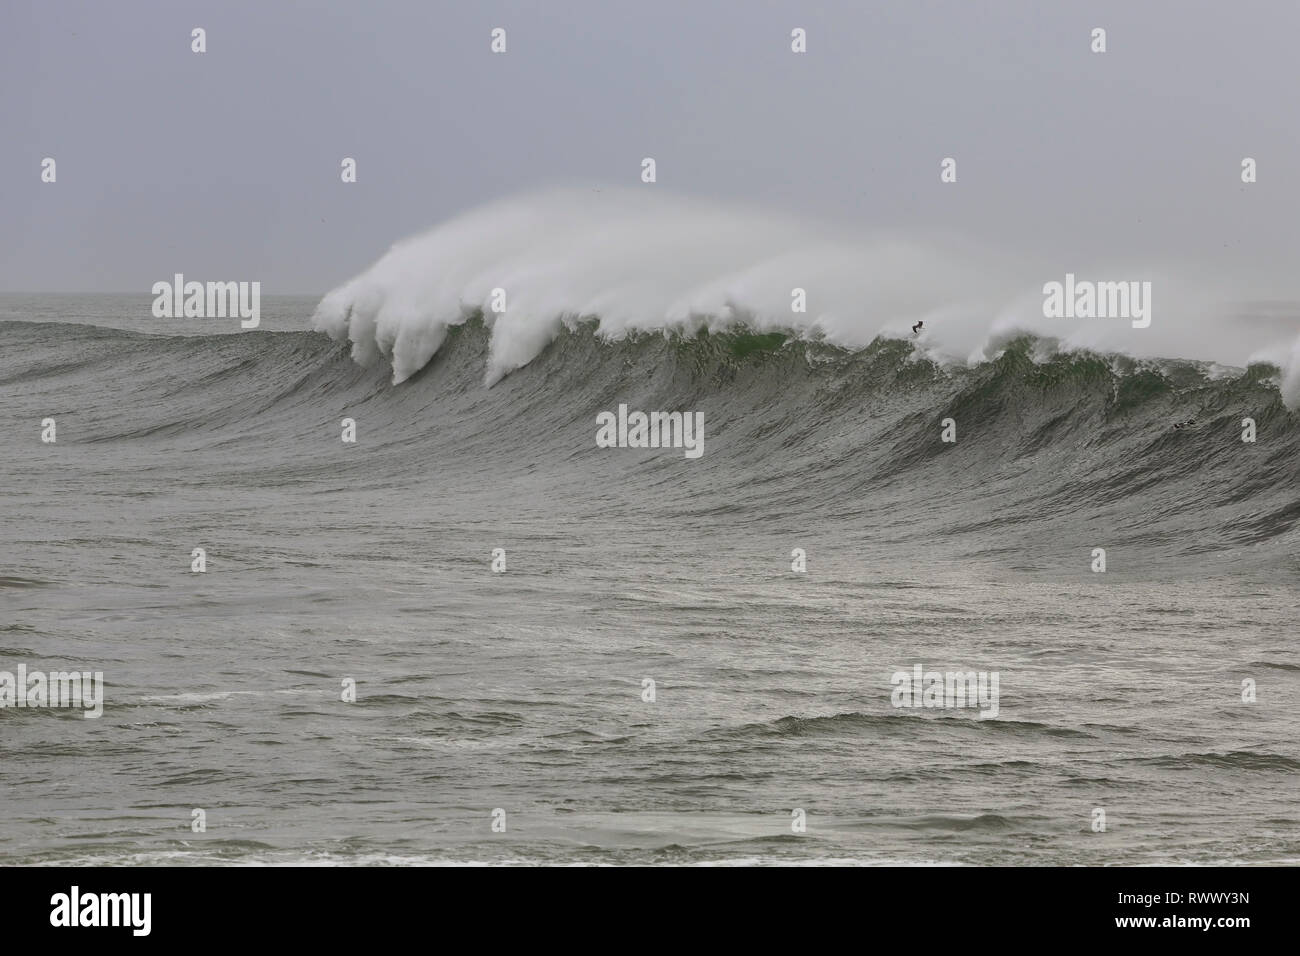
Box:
[311,188,1016,386]
[313,188,1300,406]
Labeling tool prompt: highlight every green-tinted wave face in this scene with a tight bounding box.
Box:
[3,316,1297,567]
[717,329,791,358]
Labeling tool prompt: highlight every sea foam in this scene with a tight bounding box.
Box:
[312,187,1300,406]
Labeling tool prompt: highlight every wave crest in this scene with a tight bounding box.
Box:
[313,188,1300,402]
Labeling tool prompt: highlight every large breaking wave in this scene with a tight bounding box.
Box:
[310,187,1300,408]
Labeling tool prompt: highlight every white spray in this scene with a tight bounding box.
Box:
[312,188,1300,407]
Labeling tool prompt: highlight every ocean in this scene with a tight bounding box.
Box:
[1,291,1297,866]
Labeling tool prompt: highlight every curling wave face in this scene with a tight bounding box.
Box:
[5,317,1297,573]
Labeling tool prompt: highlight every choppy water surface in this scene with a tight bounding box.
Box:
[1,295,1297,864]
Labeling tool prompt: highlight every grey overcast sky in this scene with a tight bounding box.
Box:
[1,0,1297,294]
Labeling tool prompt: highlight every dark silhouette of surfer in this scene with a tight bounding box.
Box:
[1173,419,1196,429]
[912,321,923,335]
